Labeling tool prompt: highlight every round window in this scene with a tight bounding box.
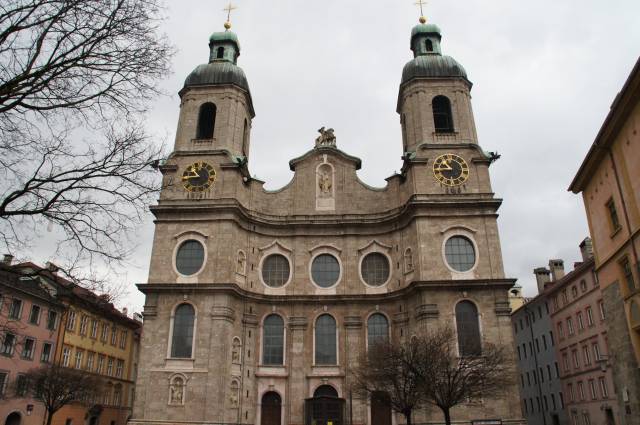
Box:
[262,254,291,287]
[444,236,476,272]
[311,254,340,288]
[175,240,205,275]
[361,253,390,286]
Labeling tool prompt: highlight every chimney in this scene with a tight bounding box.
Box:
[579,237,594,261]
[46,261,59,273]
[534,267,551,293]
[549,259,565,281]
[122,307,128,317]
[2,254,14,265]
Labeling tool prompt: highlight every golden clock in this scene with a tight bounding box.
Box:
[433,154,469,186]
[182,162,216,192]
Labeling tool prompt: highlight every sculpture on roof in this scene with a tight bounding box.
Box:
[315,126,336,147]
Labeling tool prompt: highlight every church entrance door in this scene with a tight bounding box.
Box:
[370,392,392,425]
[261,392,282,425]
[4,413,21,425]
[305,385,345,425]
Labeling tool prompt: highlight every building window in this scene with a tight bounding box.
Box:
[15,374,28,396]
[557,322,564,338]
[425,39,434,52]
[367,313,389,351]
[621,257,636,292]
[75,350,84,369]
[580,280,587,292]
[262,314,284,365]
[120,330,127,349]
[46,310,58,330]
[577,312,584,330]
[361,253,390,286]
[568,383,575,402]
[171,304,196,358]
[91,319,98,338]
[21,338,35,360]
[572,350,580,369]
[583,413,591,425]
[315,314,337,365]
[578,381,585,400]
[586,306,594,326]
[62,346,71,367]
[599,377,609,398]
[216,46,224,59]
[432,95,454,133]
[196,103,217,139]
[583,346,591,365]
[111,326,117,346]
[262,254,291,288]
[562,353,569,373]
[8,299,22,320]
[175,240,205,276]
[589,379,597,400]
[116,359,124,378]
[107,357,114,376]
[445,236,476,272]
[0,372,7,396]
[79,315,88,335]
[567,317,574,335]
[41,342,52,363]
[1,333,15,356]
[113,384,122,406]
[311,254,340,288]
[96,355,105,374]
[66,310,76,331]
[101,323,109,342]
[542,334,547,350]
[86,351,94,370]
[28,305,41,325]
[593,343,601,361]
[455,301,481,356]
[606,198,621,232]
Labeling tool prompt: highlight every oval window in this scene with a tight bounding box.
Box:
[175,240,205,275]
[262,254,290,287]
[445,236,476,272]
[311,254,340,288]
[361,253,390,286]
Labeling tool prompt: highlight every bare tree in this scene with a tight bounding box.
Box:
[0,0,174,287]
[413,328,514,425]
[15,363,102,425]
[351,339,424,425]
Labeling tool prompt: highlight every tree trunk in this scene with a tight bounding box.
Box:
[46,409,54,425]
[404,410,412,425]
[439,407,452,425]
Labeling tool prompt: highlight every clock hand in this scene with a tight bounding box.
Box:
[181,169,200,181]
[438,160,453,171]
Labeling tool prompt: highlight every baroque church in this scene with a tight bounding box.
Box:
[131,11,524,425]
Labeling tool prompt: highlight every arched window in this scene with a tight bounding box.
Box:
[455,301,481,356]
[314,385,338,398]
[263,314,284,365]
[425,39,434,52]
[367,313,389,351]
[216,47,224,59]
[196,103,216,139]
[315,314,337,365]
[433,95,454,133]
[171,304,195,358]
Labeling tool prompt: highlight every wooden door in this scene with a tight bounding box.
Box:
[261,392,282,425]
[370,392,391,425]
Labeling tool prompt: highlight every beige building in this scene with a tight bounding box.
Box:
[131,17,524,425]
[569,57,640,424]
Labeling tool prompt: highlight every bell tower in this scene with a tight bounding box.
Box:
[173,22,255,159]
[397,17,478,153]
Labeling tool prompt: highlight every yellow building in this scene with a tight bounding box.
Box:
[48,276,142,425]
[570,57,640,424]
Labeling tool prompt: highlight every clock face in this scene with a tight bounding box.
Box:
[182,162,216,192]
[433,154,470,186]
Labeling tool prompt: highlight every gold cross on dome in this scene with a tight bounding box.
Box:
[223,2,237,23]
[414,0,427,22]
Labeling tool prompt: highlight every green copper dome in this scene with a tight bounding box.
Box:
[182,29,251,94]
[401,55,468,84]
[184,61,250,92]
[411,23,442,40]
[209,31,240,49]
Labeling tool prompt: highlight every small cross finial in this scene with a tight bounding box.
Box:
[223,2,237,30]
[414,0,427,23]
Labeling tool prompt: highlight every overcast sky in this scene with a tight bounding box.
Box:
[20,0,640,313]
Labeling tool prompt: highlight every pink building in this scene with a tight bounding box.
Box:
[541,241,620,425]
[0,257,65,425]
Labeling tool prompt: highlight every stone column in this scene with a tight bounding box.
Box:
[344,316,364,425]
[205,301,236,421]
[288,316,308,425]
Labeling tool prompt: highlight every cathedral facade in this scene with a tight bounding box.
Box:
[131,17,524,425]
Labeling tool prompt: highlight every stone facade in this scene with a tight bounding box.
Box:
[131,21,524,425]
[570,58,640,424]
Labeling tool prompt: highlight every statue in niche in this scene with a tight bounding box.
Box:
[231,338,241,364]
[236,251,246,274]
[169,377,185,405]
[319,170,332,194]
[315,127,336,147]
[230,381,239,407]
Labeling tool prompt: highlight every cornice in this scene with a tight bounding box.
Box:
[136,278,517,304]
